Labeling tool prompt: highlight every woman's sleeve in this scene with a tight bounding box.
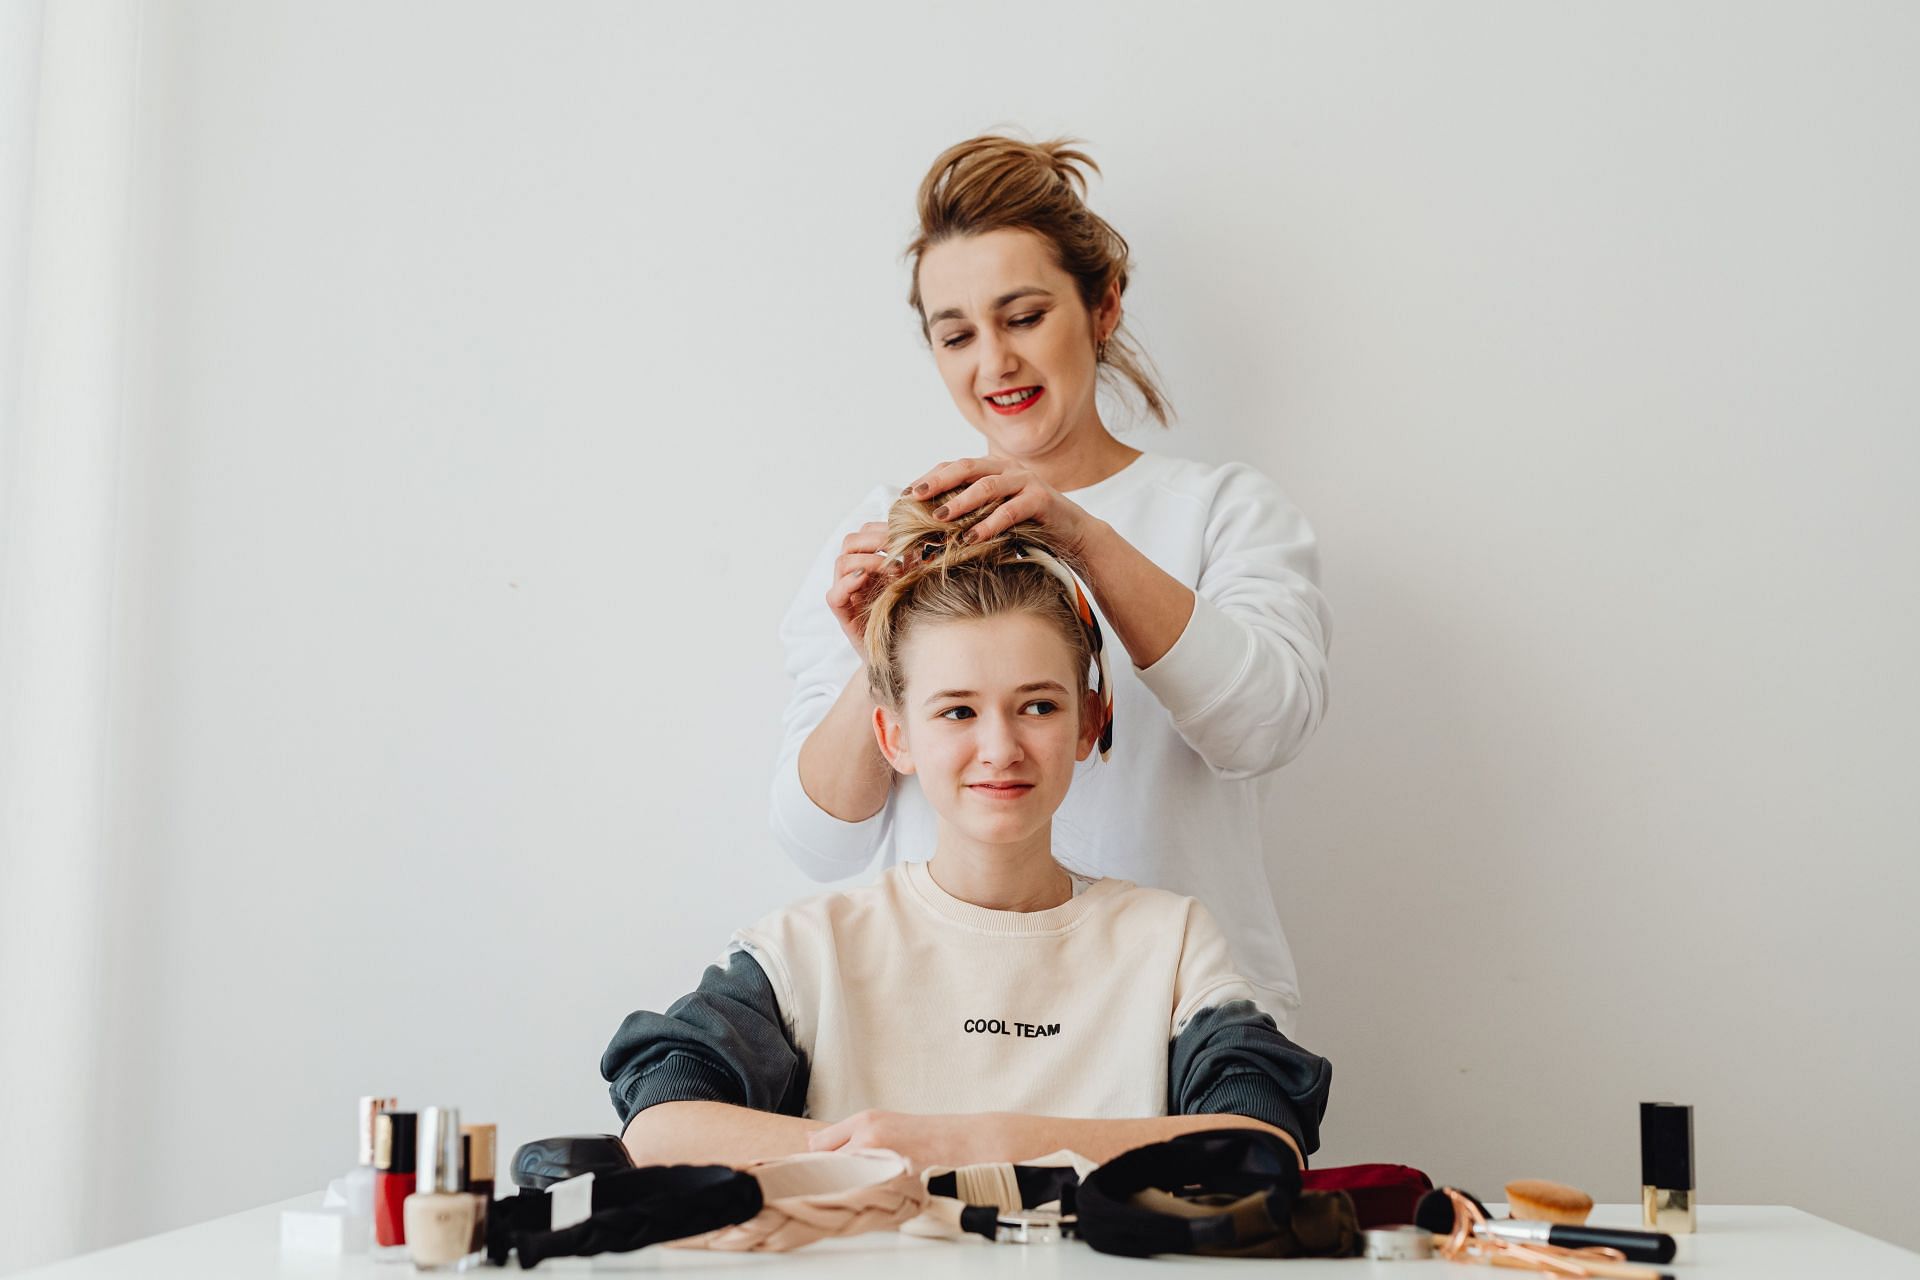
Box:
[768,487,897,882]
[1132,463,1333,780]
[1166,900,1332,1160]
[599,949,810,1127]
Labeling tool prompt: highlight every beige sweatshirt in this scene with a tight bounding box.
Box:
[732,862,1285,1122]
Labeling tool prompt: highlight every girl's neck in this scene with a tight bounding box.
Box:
[928,825,1072,912]
[993,420,1141,494]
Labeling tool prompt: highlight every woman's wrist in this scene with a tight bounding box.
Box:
[1074,517,1195,670]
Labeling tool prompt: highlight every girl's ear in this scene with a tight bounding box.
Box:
[1095,280,1123,345]
[873,704,916,776]
[1075,688,1105,762]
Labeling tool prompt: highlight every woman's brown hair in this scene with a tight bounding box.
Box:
[905,133,1172,427]
[864,491,1098,728]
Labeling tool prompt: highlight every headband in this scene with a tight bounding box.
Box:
[905,1148,1099,1241]
[896,532,1113,760]
[670,1148,928,1252]
[484,1164,763,1268]
[1078,1129,1358,1259]
[1010,540,1113,760]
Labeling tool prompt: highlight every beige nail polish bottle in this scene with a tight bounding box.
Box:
[404,1106,480,1271]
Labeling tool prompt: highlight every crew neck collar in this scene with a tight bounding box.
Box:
[1061,449,1162,503]
[901,860,1113,936]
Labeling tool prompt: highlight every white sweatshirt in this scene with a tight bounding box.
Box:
[769,451,1332,1024]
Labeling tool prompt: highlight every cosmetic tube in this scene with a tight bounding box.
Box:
[406,1106,481,1271]
[1641,1101,1695,1234]
[371,1110,417,1259]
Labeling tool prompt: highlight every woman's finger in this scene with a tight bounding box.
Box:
[825,567,871,612]
[964,488,1047,543]
[933,473,1005,521]
[831,551,888,582]
[906,456,1001,500]
[840,521,889,555]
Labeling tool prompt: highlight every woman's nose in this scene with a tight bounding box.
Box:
[975,330,1018,382]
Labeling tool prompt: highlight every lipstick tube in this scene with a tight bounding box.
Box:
[1640,1101,1695,1234]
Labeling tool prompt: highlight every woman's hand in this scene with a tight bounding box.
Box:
[824,520,899,655]
[806,1109,1007,1172]
[903,457,1104,554]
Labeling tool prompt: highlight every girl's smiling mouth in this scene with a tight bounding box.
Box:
[967,781,1035,799]
[984,386,1044,415]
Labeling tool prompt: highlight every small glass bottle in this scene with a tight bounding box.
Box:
[371,1110,417,1260]
[405,1106,481,1271]
[328,1094,397,1218]
[460,1123,496,1258]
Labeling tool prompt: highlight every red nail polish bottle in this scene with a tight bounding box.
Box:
[371,1110,417,1258]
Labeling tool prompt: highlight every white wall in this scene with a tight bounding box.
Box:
[65,0,1920,1262]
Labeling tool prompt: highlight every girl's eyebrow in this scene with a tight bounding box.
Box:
[925,288,1054,325]
[922,680,1069,707]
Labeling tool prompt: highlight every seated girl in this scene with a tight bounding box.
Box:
[601,494,1331,1172]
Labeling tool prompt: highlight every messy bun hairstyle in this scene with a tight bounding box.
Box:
[905,133,1172,427]
[864,491,1102,742]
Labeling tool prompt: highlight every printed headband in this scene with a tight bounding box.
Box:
[1008,540,1114,760]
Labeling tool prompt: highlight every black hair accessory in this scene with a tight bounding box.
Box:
[1078,1129,1357,1259]
[486,1164,762,1268]
[509,1133,634,1190]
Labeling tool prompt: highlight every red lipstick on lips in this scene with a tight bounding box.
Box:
[984,385,1045,416]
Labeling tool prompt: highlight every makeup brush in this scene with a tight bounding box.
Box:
[1416,1187,1678,1264]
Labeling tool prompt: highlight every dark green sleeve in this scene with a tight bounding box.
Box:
[599,949,810,1127]
[1167,1000,1331,1162]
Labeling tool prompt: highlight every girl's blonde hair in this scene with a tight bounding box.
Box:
[904,133,1172,428]
[864,492,1097,724]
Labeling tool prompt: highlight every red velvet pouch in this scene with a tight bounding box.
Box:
[1300,1163,1434,1229]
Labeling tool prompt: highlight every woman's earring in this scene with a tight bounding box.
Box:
[1096,335,1110,364]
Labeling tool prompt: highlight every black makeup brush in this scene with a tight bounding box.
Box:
[1415,1187,1678,1265]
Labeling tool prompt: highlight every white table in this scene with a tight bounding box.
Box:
[17,1195,1920,1277]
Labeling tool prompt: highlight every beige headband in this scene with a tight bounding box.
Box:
[904,1149,1099,1241]
[671,1148,927,1252]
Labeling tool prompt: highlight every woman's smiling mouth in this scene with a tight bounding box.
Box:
[984,386,1044,415]
[967,781,1035,799]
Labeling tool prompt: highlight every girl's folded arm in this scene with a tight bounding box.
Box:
[600,949,818,1165]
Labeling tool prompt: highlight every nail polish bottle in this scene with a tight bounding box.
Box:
[460,1123,496,1257]
[405,1106,481,1271]
[371,1110,417,1260]
[327,1095,397,1218]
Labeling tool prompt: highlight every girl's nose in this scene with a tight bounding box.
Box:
[975,714,1023,766]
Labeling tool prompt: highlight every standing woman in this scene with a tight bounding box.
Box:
[771,135,1331,1032]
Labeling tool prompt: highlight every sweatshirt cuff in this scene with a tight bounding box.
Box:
[616,1052,742,1125]
[771,749,884,883]
[1133,592,1255,723]
[1191,1069,1311,1166]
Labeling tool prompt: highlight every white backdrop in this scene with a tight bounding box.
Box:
[3,0,1917,1269]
